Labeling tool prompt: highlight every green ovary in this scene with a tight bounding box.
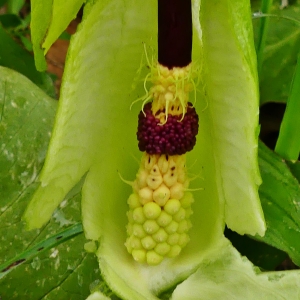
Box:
[125,153,194,265]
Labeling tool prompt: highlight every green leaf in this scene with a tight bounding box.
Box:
[254,1,300,104]
[171,238,300,300]
[225,228,287,271]
[59,31,72,41]
[30,0,52,71]
[275,52,300,161]
[0,66,56,215]
[0,223,83,278]
[42,0,85,53]
[287,160,300,183]
[255,0,273,77]
[0,0,8,8]
[0,234,99,300]
[0,67,99,299]
[30,0,84,71]
[0,13,21,28]
[19,34,33,52]
[256,142,300,266]
[0,24,55,98]
[7,0,25,14]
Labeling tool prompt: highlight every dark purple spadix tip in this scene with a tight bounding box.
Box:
[137,103,199,155]
[158,0,192,69]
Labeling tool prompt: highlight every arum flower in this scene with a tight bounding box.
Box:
[23,0,300,299]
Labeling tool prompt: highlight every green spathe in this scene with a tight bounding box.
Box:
[172,238,300,300]
[23,0,271,299]
[200,0,265,236]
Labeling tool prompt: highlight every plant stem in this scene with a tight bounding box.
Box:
[256,0,273,77]
[275,52,300,161]
[158,0,192,68]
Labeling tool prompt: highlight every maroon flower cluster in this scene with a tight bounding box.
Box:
[137,102,199,155]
